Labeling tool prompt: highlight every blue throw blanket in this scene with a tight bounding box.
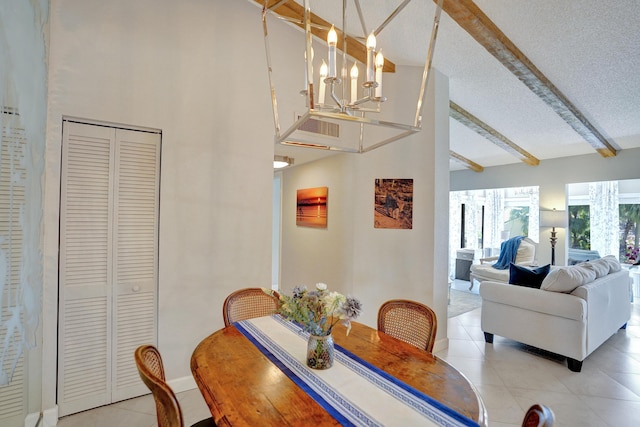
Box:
[492,236,524,270]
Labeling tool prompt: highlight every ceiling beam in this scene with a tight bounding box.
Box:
[437,0,617,157]
[257,0,395,72]
[450,150,484,172]
[450,101,540,166]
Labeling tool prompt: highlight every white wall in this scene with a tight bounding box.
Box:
[43,0,276,411]
[280,68,450,345]
[451,147,640,266]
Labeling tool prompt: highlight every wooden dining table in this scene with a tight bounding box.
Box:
[191,317,487,426]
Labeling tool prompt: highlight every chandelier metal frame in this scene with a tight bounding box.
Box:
[261,0,444,153]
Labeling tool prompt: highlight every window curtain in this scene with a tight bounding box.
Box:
[589,181,619,257]
[528,189,540,243]
[484,189,504,253]
[514,186,539,243]
[449,191,483,280]
[449,192,463,280]
[0,0,47,386]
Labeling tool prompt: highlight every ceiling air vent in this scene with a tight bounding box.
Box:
[296,114,339,138]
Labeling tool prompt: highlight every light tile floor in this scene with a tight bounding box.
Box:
[57,281,640,427]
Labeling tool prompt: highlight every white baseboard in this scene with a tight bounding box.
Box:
[168,375,197,394]
[432,337,449,353]
[24,412,41,427]
[43,407,58,427]
[25,406,57,427]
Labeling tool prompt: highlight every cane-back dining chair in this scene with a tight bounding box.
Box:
[377,299,438,353]
[222,287,280,327]
[134,345,216,427]
[522,404,555,427]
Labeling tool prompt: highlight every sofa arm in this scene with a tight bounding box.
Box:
[480,281,586,321]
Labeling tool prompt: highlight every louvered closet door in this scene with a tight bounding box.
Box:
[58,122,160,416]
[112,128,160,401]
[58,122,115,416]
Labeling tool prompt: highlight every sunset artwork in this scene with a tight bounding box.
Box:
[374,179,413,229]
[296,187,328,228]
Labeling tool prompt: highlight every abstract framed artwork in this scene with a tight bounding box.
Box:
[296,186,328,228]
[374,179,413,229]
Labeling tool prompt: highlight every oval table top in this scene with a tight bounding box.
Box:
[191,319,487,426]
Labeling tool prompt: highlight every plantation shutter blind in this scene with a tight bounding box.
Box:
[58,121,160,416]
[0,116,27,427]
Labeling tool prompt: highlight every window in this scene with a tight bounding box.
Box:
[449,186,539,279]
[568,179,640,262]
[620,203,640,263]
[568,205,590,249]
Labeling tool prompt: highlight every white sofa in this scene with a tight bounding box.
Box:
[469,237,537,290]
[480,256,631,372]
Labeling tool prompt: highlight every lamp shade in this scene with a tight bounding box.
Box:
[540,209,566,228]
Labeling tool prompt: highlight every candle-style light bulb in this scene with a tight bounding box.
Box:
[318,60,328,105]
[327,26,337,78]
[303,50,308,89]
[375,50,384,98]
[350,62,359,104]
[366,32,376,82]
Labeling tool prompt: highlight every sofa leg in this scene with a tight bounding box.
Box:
[484,332,494,344]
[621,323,628,330]
[567,358,583,372]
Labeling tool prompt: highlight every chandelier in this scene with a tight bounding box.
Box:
[260,0,444,153]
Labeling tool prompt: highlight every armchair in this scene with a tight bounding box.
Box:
[468,237,537,290]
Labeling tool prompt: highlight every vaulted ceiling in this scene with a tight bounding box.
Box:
[259,0,640,172]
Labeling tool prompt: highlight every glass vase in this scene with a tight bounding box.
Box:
[306,333,334,369]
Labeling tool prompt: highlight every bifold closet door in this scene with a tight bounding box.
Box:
[58,121,160,416]
[111,128,161,402]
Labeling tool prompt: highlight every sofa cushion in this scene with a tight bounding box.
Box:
[541,265,597,293]
[583,259,610,278]
[582,255,621,277]
[470,263,510,282]
[515,239,535,265]
[509,263,551,288]
[600,255,622,273]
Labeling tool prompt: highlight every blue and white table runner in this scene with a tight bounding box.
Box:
[235,316,480,427]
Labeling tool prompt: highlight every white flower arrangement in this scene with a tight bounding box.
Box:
[271,282,362,336]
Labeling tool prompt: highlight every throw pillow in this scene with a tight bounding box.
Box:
[541,265,597,293]
[509,263,551,289]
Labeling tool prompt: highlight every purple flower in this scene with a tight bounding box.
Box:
[292,285,307,299]
[341,297,362,319]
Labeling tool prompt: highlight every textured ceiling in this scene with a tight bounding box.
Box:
[272,0,640,171]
